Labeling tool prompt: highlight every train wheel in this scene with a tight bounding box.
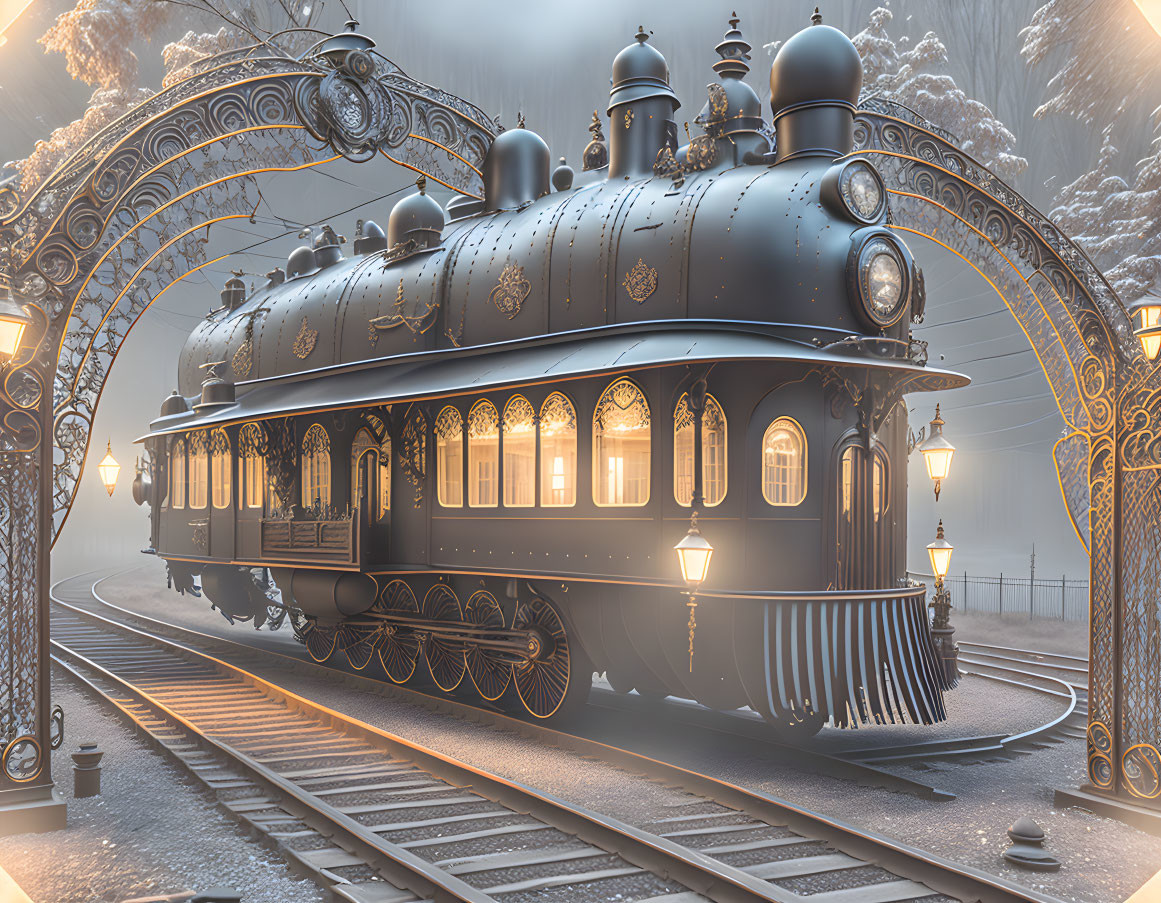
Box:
[463,591,511,702]
[376,580,420,684]
[337,621,378,671]
[422,584,466,693]
[512,597,587,719]
[303,622,338,663]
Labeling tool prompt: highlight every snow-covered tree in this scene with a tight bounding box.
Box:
[161,26,243,88]
[852,7,1027,181]
[38,0,168,90]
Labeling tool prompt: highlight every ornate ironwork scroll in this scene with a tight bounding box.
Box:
[856,97,1161,802]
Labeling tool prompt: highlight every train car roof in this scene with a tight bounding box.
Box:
[138,320,969,441]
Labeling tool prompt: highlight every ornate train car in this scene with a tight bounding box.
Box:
[135,15,968,731]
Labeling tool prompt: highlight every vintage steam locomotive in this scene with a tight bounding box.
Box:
[135,14,967,731]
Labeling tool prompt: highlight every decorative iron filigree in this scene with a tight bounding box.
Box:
[594,378,650,432]
[622,258,657,303]
[490,264,531,318]
[399,407,426,507]
[292,316,318,359]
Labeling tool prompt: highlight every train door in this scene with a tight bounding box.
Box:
[352,430,390,561]
[834,440,890,590]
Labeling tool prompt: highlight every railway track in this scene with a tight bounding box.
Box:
[51,575,1057,903]
[832,641,1088,770]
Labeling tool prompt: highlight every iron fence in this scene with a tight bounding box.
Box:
[907,571,1089,622]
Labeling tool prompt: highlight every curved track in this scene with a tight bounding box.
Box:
[51,574,1058,903]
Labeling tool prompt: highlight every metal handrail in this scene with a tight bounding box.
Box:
[686,584,928,603]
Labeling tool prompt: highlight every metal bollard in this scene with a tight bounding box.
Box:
[71,741,104,798]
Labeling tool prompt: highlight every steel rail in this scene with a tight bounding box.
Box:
[55,573,1061,903]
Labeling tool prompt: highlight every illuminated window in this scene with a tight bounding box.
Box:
[238,423,266,510]
[468,400,499,507]
[593,378,651,507]
[188,432,208,509]
[171,439,186,509]
[841,445,855,517]
[873,450,888,522]
[435,406,463,507]
[540,392,576,507]
[503,396,536,507]
[351,426,391,519]
[301,424,331,509]
[674,393,727,507]
[762,417,806,506]
[210,429,232,509]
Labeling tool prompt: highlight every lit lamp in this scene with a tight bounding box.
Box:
[926,519,954,584]
[98,441,120,497]
[916,405,955,500]
[925,519,959,684]
[1128,292,1161,360]
[0,286,31,361]
[675,511,714,673]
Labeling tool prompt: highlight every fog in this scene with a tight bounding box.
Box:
[0,0,1118,586]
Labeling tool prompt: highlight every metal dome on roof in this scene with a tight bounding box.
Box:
[769,9,862,162]
[388,177,446,249]
[608,26,679,113]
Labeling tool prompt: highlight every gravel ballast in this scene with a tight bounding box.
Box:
[77,563,1161,903]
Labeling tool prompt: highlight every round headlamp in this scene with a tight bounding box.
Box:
[849,231,911,329]
[822,159,887,224]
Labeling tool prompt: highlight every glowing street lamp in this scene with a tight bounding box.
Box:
[927,519,954,583]
[1128,292,1161,361]
[913,405,955,500]
[98,441,120,497]
[0,287,31,361]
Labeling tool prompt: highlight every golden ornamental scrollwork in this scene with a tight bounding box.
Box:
[232,337,252,378]
[622,258,657,304]
[490,263,531,319]
[400,408,427,507]
[292,316,318,359]
[624,108,634,129]
[370,278,438,338]
[595,378,650,432]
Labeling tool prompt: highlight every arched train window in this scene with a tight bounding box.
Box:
[468,400,499,507]
[593,378,651,507]
[188,432,208,509]
[301,424,331,509]
[171,438,186,509]
[762,417,806,506]
[210,428,232,509]
[503,396,535,507]
[674,393,727,507]
[238,423,266,510]
[435,406,463,507]
[540,392,576,507]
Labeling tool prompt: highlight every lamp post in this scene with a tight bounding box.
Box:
[674,374,714,672]
[910,404,955,500]
[98,441,120,497]
[926,520,959,684]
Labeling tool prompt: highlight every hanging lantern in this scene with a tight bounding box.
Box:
[674,512,714,587]
[917,404,955,500]
[98,441,120,497]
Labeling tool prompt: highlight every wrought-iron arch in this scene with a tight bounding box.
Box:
[857,98,1160,802]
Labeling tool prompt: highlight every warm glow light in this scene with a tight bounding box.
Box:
[0,1,36,49]
[1133,298,1161,360]
[0,289,30,360]
[675,516,714,586]
[1133,0,1161,37]
[917,405,954,498]
[98,441,120,497]
[927,520,954,580]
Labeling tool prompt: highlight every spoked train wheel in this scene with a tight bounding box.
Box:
[303,622,338,663]
[376,580,419,684]
[463,590,512,702]
[423,584,466,693]
[512,596,587,719]
[337,620,379,671]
